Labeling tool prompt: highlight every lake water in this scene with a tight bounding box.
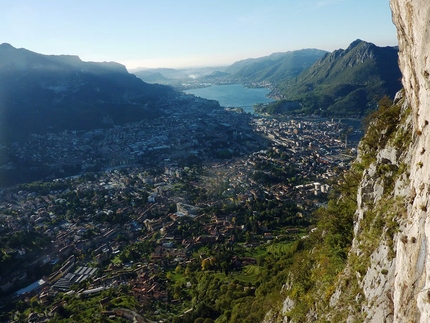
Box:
[184,84,273,114]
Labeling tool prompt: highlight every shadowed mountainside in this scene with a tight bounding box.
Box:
[0,43,175,143]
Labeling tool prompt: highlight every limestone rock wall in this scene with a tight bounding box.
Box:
[390,1,430,322]
[327,93,413,322]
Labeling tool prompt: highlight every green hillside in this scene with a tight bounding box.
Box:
[275,40,401,116]
[226,49,328,83]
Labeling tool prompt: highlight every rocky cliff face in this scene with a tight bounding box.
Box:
[328,90,413,322]
[390,0,430,321]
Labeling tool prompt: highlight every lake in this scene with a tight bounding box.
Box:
[184,84,273,114]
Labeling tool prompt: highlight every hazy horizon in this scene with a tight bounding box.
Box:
[1,0,397,70]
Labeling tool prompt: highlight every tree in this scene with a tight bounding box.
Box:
[185,266,191,277]
[201,258,211,271]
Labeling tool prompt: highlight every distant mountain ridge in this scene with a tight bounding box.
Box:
[225,49,328,83]
[0,43,126,74]
[132,50,327,87]
[0,43,174,143]
[132,41,401,118]
[133,66,227,85]
[274,39,402,116]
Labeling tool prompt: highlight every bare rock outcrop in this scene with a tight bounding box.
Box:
[390,1,430,322]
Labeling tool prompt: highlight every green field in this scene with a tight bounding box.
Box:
[266,241,300,257]
[234,265,263,284]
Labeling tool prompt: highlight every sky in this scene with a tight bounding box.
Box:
[1,0,398,70]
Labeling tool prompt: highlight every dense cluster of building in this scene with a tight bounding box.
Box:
[0,93,360,320]
[2,94,264,180]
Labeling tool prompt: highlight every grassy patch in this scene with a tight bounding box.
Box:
[234,265,263,284]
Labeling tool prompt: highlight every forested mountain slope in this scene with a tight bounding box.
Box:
[0,43,174,143]
[274,39,402,116]
[225,49,327,83]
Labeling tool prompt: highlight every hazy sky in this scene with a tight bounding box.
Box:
[1,0,397,70]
